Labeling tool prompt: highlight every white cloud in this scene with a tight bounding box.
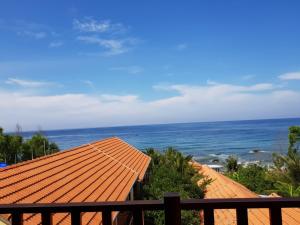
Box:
[100,94,138,103]
[83,80,95,89]
[5,78,58,88]
[278,72,300,80]
[73,18,126,33]
[77,36,137,56]
[242,75,256,80]
[74,18,138,56]
[176,43,188,51]
[0,20,55,41]
[17,31,47,39]
[1,82,299,131]
[242,83,274,91]
[109,66,143,74]
[206,80,219,85]
[49,41,63,48]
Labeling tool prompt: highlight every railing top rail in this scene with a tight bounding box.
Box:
[0,198,299,214]
[181,197,300,209]
[0,200,164,214]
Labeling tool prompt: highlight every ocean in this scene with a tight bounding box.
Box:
[21,118,300,164]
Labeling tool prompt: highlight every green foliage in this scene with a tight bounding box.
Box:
[227,164,274,194]
[269,126,300,197]
[226,126,300,197]
[143,147,211,225]
[288,126,300,151]
[22,133,59,161]
[273,181,300,197]
[225,155,239,173]
[0,126,59,165]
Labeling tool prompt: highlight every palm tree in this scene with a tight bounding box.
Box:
[270,126,300,196]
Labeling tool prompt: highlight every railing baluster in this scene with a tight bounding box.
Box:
[71,210,81,225]
[269,207,282,225]
[164,192,181,225]
[133,209,144,225]
[203,208,214,225]
[11,212,23,225]
[236,207,248,225]
[41,212,52,225]
[102,209,112,225]
[1,197,299,225]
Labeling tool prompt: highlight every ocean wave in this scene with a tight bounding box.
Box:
[248,149,268,154]
[208,153,230,160]
[193,154,231,163]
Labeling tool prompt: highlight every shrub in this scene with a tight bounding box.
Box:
[143,148,211,225]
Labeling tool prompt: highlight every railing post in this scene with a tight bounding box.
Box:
[269,207,282,225]
[71,210,81,225]
[203,208,214,225]
[11,212,23,225]
[133,209,144,225]
[164,192,181,225]
[102,209,112,225]
[41,211,52,225]
[236,207,248,225]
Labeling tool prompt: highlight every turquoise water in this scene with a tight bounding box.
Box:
[22,118,300,163]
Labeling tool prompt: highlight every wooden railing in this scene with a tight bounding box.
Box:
[0,193,300,225]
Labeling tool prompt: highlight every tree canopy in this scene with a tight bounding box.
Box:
[226,126,300,197]
[0,126,59,165]
[143,147,211,225]
[269,126,300,196]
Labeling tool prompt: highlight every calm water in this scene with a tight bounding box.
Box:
[21,118,300,163]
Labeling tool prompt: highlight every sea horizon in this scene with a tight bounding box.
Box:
[11,116,300,133]
[19,117,300,165]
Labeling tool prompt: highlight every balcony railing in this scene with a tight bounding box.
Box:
[0,193,300,225]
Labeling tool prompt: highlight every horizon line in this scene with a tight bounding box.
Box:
[8,116,300,134]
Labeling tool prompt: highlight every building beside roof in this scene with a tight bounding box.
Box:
[0,163,7,168]
[192,161,300,225]
[0,137,151,225]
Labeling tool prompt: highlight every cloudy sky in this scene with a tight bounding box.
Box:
[0,0,300,131]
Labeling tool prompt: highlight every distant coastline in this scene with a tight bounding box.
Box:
[17,117,300,164]
[9,116,300,133]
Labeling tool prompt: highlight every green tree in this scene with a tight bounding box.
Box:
[288,126,300,152]
[0,127,5,162]
[143,148,211,225]
[0,134,22,164]
[225,155,239,173]
[268,126,300,197]
[0,126,60,164]
[273,181,300,197]
[22,133,59,161]
[228,164,274,194]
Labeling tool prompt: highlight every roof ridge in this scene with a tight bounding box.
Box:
[88,143,138,175]
[114,137,150,158]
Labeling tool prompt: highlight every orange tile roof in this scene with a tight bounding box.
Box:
[192,162,300,225]
[0,137,151,225]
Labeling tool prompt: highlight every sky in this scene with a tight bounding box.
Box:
[0,0,300,131]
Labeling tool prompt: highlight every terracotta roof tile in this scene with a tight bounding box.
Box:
[0,137,151,225]
[192,162,300,225]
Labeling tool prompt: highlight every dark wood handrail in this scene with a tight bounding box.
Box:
[180,197,300,209]
[1,197,299,212]
[0,195,299,225]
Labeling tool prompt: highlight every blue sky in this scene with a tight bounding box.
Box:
[0,0,300,131]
